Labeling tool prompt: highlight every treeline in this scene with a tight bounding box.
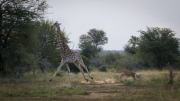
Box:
[90,27,180,72]
[73,27,180,73]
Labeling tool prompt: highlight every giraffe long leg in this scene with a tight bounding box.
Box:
[73,62,88,81]
[65,64,71,83]
[80,63,93,79]
[49,61,65,81]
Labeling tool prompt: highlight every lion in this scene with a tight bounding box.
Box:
[119,68,138,80]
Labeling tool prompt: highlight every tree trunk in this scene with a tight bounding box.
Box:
[0,55,5,75]
[167,63,174,85]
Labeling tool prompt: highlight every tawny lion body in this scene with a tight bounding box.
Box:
[119,68,137,80]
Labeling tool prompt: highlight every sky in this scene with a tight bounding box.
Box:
[46,0,180,50]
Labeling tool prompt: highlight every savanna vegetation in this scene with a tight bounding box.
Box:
[0,0,180,101]
[0,70,180,101]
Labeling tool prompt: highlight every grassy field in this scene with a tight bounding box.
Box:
[0,69,180,101]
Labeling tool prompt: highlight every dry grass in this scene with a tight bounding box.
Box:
[0,69,180,101]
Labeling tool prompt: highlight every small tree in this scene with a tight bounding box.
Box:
[79,29,108,59]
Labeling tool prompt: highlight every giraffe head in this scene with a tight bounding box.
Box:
[51,21,61,29]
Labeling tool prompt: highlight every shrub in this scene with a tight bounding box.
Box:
[98,65,107,72]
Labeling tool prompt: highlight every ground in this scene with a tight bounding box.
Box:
[0,70,180,101]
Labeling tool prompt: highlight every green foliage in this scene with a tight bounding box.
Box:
[1,22,38,76]
[118,54,140,69]
[79,40,97,59]
[101,52,122,64]
[124,36,139,54]
[137,27,179,69]
[36,20,59,67]
[124,27,180,69]
[98,65,107,72]
[88,29,108,47]
[36,20,71,73]
[0,16,70,76]
[100,52,139,70]
[0,0,48,75]
[81,55,90,66]
[79,29,108,59]
[89,57,105,67]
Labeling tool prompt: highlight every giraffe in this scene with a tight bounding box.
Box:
[49,21,93,82]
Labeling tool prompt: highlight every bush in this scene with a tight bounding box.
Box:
[98,65,107,72]
[90,58,105,67]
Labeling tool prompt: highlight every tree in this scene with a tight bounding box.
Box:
[79,29,108,59]
[138,27,179,69]
[124,36,139,54]
[36,20,69,67]
[0,0,48,75]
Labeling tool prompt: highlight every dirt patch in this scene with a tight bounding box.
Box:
[81,82,123,87]
[76,92,118,98]
[74,82,123,98]
[80,77,123,86]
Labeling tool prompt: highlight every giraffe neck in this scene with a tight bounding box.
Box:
[56,26,71,54]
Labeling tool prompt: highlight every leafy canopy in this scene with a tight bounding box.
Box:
[125,27,179,69]
[0,0,48,75]
[79,29,108,59]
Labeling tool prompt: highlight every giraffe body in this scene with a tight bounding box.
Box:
[49,21,93,82]
[62,51,81,63]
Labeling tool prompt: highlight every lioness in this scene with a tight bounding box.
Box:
[119,68,137,80]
